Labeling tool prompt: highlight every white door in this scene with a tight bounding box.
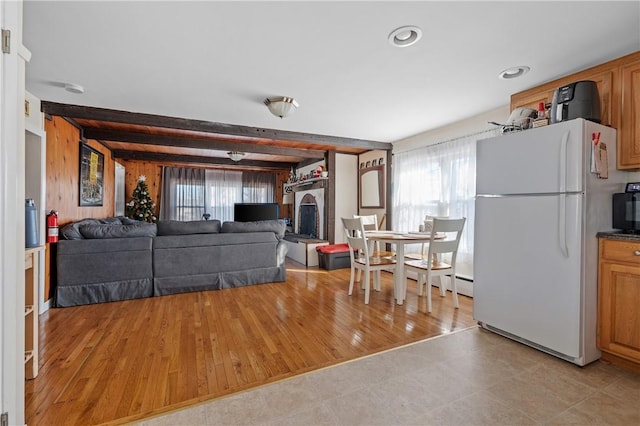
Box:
[474,193,583,358]
[476,119,585,195]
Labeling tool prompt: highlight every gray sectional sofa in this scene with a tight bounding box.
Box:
[56,217,288,307]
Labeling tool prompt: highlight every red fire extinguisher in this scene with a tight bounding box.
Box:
[47,210,59,243]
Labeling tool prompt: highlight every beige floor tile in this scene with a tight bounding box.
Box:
[323,387,402,425]
[411,327,501,361]
[139,404,207,426]
[409,363,482,403]
[140,327,640,426]
[416,391,537,425]
[367,374,445,423]
[541,356,625,389]
[262,402,337,426]
[443,350,523,389]
[603,369,640,404]
[549,391,640,425]
[487,375,574,422]
[516,363,597,405]
[202,390,272,425]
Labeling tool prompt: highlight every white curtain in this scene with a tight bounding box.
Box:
[242,171,276,203]
[159,167,205,221]
[392,129,499,278]
[161,167,277,222]
[204,169,243,222]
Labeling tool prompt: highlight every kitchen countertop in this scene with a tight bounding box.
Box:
[597,231,640,242]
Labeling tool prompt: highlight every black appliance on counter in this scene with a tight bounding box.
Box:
[612,183,640,233]
[550,80,601,124]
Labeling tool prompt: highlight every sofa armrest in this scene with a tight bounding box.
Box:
[277,240,288,266]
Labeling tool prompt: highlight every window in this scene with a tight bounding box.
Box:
[205,169,242,222]
[160,167,276,222]
[392,130,499,278]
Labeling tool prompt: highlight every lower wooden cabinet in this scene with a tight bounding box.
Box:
[598,238,640,372]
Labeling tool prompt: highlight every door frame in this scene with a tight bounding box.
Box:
[1,0,27,423]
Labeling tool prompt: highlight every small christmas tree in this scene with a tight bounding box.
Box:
[126,175,157,223]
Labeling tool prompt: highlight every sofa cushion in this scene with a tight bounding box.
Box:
[79,222,157,239]
[221,220,285,238]
[153,232,277,250]
[60,218,103,240]
[156,220,221,236]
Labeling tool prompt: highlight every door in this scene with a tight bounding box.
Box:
[474,193,583,358]
[476,119,585,195]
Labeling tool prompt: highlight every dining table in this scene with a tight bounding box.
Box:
[365,230,441,305]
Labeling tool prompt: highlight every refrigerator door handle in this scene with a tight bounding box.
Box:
[558,130,570,257]
[559,193,569,257]
[559,130,570,194]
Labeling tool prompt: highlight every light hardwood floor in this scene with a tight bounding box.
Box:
[25,259,475,425]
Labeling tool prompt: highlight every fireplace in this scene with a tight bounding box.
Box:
[299,203,317,238]
[294,188,324,240]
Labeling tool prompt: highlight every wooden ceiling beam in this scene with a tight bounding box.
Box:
[83,128,326,159]
[42,101,392,151]
[111,150,294,170]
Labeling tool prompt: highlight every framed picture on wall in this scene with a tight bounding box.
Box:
[79,142,104,206]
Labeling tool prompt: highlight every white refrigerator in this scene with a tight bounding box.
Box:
[474,118,637,366]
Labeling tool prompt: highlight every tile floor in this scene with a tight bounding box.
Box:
[135,326,640,425]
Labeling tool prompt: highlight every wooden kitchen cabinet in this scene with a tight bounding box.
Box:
[511,50,640,169]
[511,67,615,127]
[618,60,640,169]
[598,238,640,372]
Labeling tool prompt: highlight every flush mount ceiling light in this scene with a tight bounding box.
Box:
[227,151,246,162]
[64,82,84,94]
[388,25,422,47]
[498,66,531,80]
[264,96,299,118]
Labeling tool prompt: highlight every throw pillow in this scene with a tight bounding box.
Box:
[60,218,102,240]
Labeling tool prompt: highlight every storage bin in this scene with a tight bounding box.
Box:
[316,244,353,270]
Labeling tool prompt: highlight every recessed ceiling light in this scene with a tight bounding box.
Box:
[498,66,531,80]
[388,26,422,48]
[64,83,84,94]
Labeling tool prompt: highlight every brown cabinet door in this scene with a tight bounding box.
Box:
[618,61,640,169]
[599,260,640,362]
[511,70,615,127]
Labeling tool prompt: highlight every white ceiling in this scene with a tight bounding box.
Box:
[23,1,640,144]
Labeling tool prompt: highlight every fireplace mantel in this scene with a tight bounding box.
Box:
[284,177,328,192]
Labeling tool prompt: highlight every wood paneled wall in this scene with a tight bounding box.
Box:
[120,160,163,216]
[45,116,115,226]
[45,115,308,226]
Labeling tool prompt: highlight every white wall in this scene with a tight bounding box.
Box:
[334,153,358,243]
[393,105,510,153]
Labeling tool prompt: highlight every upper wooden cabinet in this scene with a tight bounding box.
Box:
[619,60,640,169]
[511,51,640,170]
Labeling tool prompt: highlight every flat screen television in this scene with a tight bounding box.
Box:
[233,203,280,222]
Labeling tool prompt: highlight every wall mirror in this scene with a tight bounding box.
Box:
[359,165,385,208]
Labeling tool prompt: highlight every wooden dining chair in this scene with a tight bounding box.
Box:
[342,217,396,304]
[404,217,466,312]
